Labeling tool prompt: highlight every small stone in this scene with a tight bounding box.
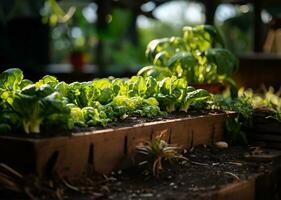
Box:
[101,185,111,193]
[130,193,137,197]
[115,181,122,186]
[215,141,229,149]
[169,182,175,186]
[91,192,104,198]
[140,193,153,198]
[180,160,188,165]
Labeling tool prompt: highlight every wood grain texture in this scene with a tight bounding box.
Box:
[214,178,256,200]
[0,113,230,176]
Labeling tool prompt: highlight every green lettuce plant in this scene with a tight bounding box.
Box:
[138,25,238,88]
[0,68,212,134]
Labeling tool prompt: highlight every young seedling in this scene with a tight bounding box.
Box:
[135,131,187,177]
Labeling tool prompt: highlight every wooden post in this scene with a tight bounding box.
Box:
[205,0,217,25]
[96,0,111,72]
[253,0,263,52]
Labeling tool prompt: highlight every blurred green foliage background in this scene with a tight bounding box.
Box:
[0,0,281,73]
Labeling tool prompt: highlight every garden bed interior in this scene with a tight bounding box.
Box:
[0,112,233,177]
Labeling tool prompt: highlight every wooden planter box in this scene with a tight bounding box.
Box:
[247,108,281,149]
[208,160,281,200]
[204,150,281,200]
[0,112,233,177]
[208,177,256,200]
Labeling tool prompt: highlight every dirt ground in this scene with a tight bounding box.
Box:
[0,139,278,200]
[63,145,274,200]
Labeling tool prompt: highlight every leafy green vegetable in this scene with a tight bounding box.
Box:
[12,88,72,133]
[69,106,86,127]
[0,68,24,106]
[139,25,238,91]
[92,79,115,104]
[205,48,238,77]
[167,52,197,83]
[0,68,212,134]
[137,65,173,80]
[126,76,147,97]
[82,106,110,127]
[35,75,59,89]
[183,25,224,51]
[180,88,210,112]
[157,76,187,113]
[144,76,158,98]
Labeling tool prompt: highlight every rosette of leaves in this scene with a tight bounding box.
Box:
[136,132,186,177]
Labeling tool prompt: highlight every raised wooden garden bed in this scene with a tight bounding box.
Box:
[247,108,281,149]
[0,112,233,177]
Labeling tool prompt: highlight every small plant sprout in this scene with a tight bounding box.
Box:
[135,131,187,177]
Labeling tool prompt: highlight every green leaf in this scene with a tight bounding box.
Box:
[183,25,224,51]
[0,68,23,91]
[12,94,42,133]
[137,65,173,81]
[126,76,147,97]
[92,79,115,104]
[69,106,86,127]
[0,68,24,106]
[180,89,210,112]
[206,48,238,76]
[153,51,170,66]
[145,38,170,63]
[35,75,59,89]
[157,76,185,112]
[144,76,158,98]
[167,52,197,82]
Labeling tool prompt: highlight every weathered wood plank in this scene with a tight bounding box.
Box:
[0,113,231,177]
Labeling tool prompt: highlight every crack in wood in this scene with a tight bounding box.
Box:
[124,135,128,155]
[44,151,59,177]
[87,143,95,175]
[190,130,194,148]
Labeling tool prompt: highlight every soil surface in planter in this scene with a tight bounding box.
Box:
[73,109,224,132]
[2,110,225,138]
[1,145,275,200]
[94,146,273,200]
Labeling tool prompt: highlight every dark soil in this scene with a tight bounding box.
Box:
[0,145,276,200]
[73,109,224,132]
[92,145,271,200]
[1,110,225,139]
